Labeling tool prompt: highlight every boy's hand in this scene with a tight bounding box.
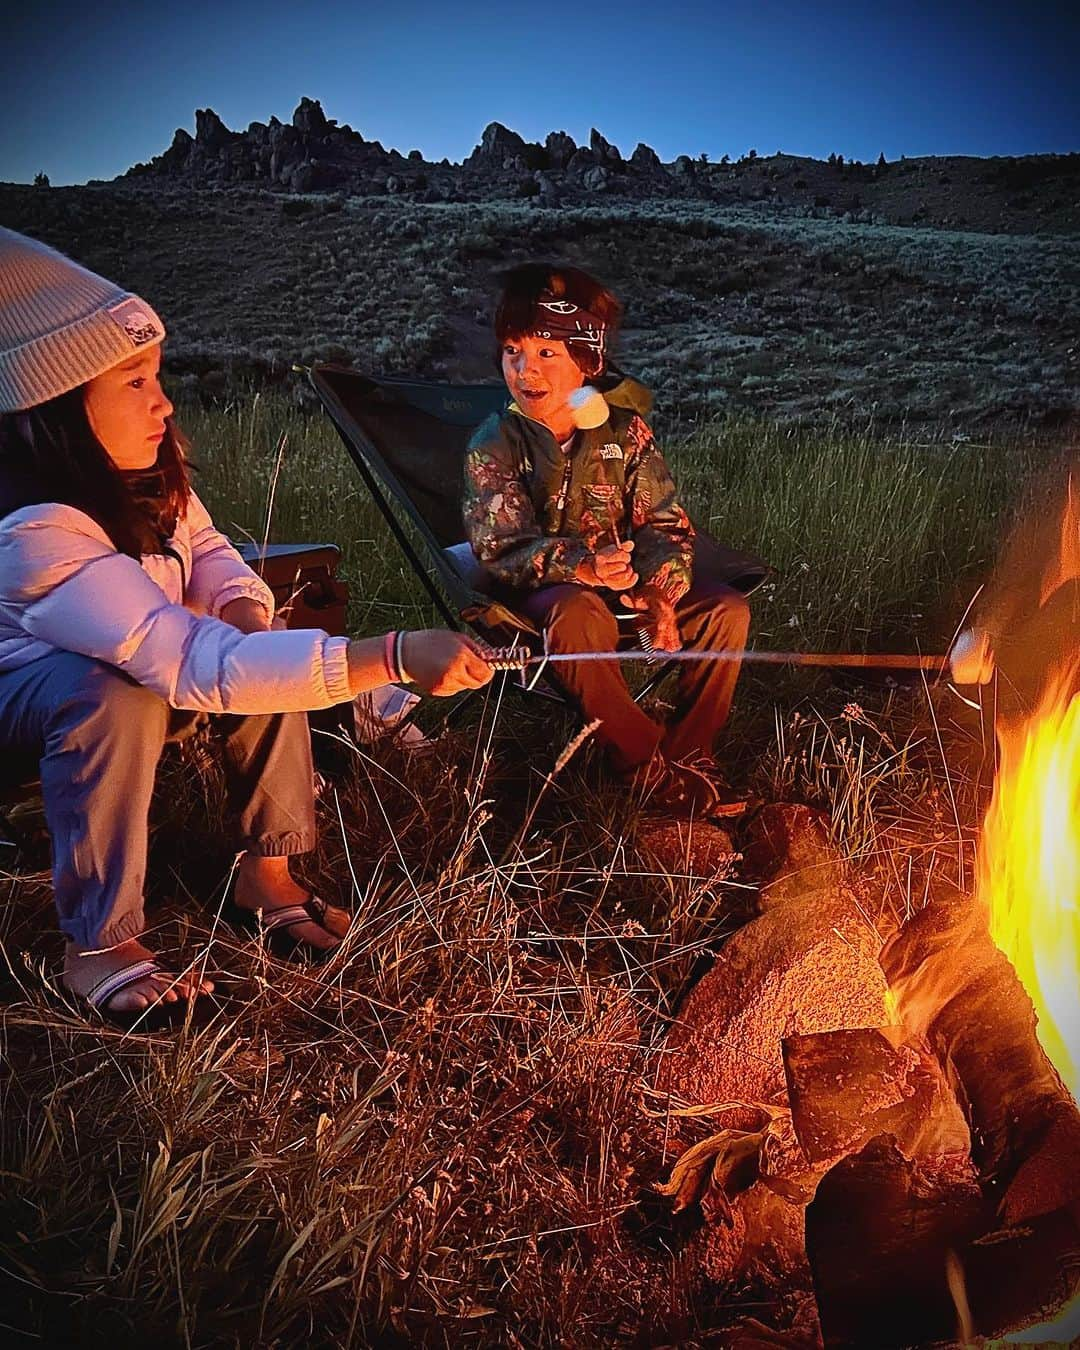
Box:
[576,541,639,591]
[620,586,681,652]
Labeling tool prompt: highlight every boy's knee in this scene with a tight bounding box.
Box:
[545,588,618,647]
[699,587,751,644]
[724,589,751,640]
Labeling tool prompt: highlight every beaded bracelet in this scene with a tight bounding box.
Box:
[383,630,401,684]
[393,629,409,683]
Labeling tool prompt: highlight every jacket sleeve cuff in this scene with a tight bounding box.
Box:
[209,577,276,621]
[320,635,353,705]
[540,540,592,586]
[637,566,690,606]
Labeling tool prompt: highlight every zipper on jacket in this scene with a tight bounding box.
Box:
[161,544,188,590]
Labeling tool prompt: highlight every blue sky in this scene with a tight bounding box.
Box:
[5,0,1078,185]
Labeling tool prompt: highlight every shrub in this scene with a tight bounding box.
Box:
[281,197,316,218]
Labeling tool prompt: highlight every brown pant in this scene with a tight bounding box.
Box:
[522,573,750,773]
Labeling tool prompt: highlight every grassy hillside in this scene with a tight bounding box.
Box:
[2,183,1077,426]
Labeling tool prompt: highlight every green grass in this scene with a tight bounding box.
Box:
[0,391,1053,1346]
[181,387,1040,654]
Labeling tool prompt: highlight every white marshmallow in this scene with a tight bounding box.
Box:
[949,629,995,685]
[568,385,610,430]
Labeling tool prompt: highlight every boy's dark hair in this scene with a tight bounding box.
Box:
[0,385,192,558]
[494,263,622,376]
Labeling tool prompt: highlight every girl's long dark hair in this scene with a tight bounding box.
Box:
[0,385,192,557]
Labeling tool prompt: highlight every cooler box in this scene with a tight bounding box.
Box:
[237,542,352,766]
[237,542,348,635]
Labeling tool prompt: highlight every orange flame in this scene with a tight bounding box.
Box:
[976,656,1080,1101]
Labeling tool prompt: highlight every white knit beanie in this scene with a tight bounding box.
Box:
[0,227,165,413]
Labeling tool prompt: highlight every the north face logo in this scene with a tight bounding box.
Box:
[107,297,163,347]
[599,443,623,460]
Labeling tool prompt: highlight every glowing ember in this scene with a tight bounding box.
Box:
[976,657,1080,1101]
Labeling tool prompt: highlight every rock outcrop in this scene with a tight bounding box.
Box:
[114,98,1080,234]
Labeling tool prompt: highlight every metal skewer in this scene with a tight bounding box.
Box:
[479,645,948,673]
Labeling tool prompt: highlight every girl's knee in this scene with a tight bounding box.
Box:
[51,661,168,747]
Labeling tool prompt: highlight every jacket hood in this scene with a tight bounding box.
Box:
[595,371,653,416]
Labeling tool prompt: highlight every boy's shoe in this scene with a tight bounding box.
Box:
[675,757,752,818]
[623,754,720,818]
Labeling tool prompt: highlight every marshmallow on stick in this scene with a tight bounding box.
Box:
[949,628,995,685]
[568,385,610,430]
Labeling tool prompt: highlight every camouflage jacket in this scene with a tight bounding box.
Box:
[463,397,695,601]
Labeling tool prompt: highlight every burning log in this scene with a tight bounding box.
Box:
[782,1025,972,1167]
[784,1026,983,1347]
[880,881,1080,1224]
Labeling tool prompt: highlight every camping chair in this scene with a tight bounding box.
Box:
[308,365,770,716]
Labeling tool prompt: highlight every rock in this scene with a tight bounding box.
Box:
[168,127,193,160]
[590,128,622,165]
[292,96,328,135]
[672,154,696,176]
[467,121,527,169]
[566,147,595,176]
[635,817,737,878]
[194,107,230,150]
[545,130,577,169]
[288,161,319,193]
[631,142,662,172]
[783,1026,972,1166]
[582,164,610,192]
[657,804,891,1110]
[536,173,561,204]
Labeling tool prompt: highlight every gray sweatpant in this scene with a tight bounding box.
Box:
[0,652,317,948]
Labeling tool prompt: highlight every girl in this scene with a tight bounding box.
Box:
[0,227,491,1024]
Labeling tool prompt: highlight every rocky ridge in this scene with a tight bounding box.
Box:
[117,97,1080,236]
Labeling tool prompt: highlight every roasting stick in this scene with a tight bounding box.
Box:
[480,645,949,673]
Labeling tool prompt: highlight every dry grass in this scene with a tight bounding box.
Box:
[0,394,1051,1346]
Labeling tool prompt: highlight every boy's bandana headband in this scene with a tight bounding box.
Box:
[530,293,606,361]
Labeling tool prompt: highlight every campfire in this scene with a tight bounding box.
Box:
[980,657,1080,1102]
[648,477,1080,1346]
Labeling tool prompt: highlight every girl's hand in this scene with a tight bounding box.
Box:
[220,596,272,633]
[399,631,494,695]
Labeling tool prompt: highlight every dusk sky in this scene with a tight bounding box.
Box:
[6,0,1078,186]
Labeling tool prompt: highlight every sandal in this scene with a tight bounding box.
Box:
[230,895,349,960]
[78,958,211,1032]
